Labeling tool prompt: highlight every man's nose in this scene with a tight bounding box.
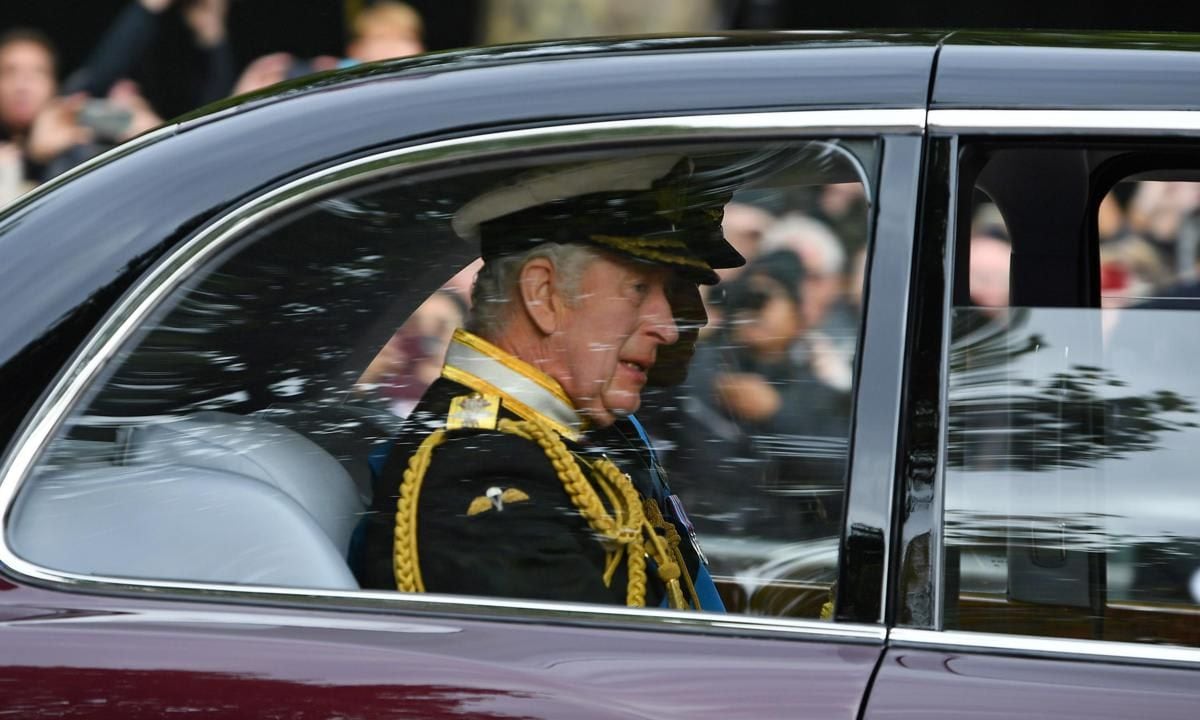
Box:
[644,290,680,345]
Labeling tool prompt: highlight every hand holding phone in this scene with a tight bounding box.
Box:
[77,100,133,143]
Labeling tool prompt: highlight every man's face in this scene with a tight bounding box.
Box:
[552,253,680,427]
[0,40,55,133]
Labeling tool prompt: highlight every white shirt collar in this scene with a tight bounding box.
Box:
[442,329,585,439]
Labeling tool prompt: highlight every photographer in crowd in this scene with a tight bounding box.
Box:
[7,0,232,186]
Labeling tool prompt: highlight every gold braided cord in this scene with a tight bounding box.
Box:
[497,417,650,606]
[393,428,447,593]
[643,498,701,610]
[583,448,695,611]
[588,235,714,272]
[584,452,630,588]
[392,414,694,610]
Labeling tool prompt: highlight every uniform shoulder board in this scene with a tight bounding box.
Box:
[446,391,501,431]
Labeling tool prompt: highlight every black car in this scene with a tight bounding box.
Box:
[0,30,1198,718]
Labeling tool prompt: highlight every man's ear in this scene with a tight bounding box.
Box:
[517,257,560,336]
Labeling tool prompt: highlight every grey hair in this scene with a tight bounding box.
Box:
[760,213,846,275]
[466,243,600,339]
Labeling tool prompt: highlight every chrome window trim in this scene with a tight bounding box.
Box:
[0,108,919,638]
[890,628,1200,666]
[4,577,887,643]
[929,109,1200,135]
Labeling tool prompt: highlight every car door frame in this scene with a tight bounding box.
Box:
[869,104,1200,719]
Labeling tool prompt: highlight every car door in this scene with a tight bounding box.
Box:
[866,33,1200,719]
[0,36,934,718]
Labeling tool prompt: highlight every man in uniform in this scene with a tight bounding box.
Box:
[354,154,740,610]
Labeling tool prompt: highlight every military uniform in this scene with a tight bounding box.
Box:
[357,329,707,609]
[354,153,747,609]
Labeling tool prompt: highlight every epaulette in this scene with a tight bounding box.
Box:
[445,391,500,431]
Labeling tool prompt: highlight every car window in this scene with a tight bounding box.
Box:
[943,150,1200,648]
[9,139,876,619]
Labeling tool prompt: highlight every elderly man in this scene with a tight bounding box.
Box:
[355,155,740,610]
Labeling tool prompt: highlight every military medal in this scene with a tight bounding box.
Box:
[446,391,500,430]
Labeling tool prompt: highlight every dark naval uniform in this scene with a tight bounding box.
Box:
[356,329,708,609]
[354,151,754,609]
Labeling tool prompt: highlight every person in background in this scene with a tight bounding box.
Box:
[1100,235,1171,308]
[0,29,58,203]
[718,200,774,281]
[0,30,57,145]
[26,79,163,181]
[59,0,233,108]
[759,212,855,392]
[813,182,868,258]
[760,213,846,333]
[1127,181,1200,273]
[21,0,233,182]
[233,1,424,95]
[968,227,1011,311]
[661,250,851,541]
[357,289,469,418]
[346,1,425,63]
[1098,190,1127,244]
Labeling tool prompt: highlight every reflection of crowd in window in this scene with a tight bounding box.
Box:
[642,186,867,550]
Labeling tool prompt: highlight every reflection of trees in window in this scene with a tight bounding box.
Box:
[948,309,1199,471]
[945,511,1114,552]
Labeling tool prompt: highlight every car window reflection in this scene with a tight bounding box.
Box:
[11,141,875,622]
[944,170,1200,648]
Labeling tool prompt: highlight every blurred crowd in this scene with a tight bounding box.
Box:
[645,187,866,541]
[969,181,1200,311]
[1,0,755,208]
[0,0,426,205]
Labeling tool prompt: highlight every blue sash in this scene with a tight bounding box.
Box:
[628,415,726,613]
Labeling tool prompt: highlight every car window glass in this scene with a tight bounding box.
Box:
[10,140,876,620]
[943,157,1200,648]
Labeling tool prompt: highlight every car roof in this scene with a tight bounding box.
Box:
[935,30,1200,110]
[180,31,943,134]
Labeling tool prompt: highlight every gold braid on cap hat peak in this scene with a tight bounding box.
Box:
[588,235,712,273]
[392,416,694,609]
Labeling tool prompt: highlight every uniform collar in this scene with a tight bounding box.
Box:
[441,329,586,441]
